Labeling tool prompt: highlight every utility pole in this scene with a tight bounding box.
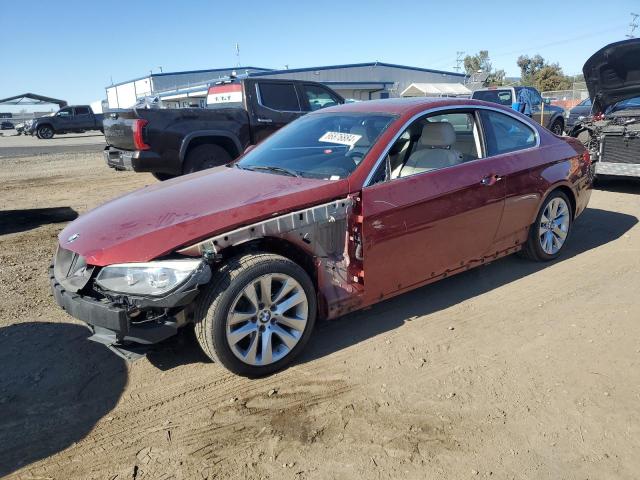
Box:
[627,12,639,38]
[454,51,464,73]
[235,43,241,67]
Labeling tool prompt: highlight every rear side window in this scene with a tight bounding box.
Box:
[303,84,340,111]
[75,107,90,115]
[207,83,243,109]
[480,110,536,155]
[258,83,300,111]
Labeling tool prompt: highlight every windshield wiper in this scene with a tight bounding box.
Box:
[241,165,301,177]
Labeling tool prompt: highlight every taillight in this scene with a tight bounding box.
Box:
[592,112,604,121]
[132,119,150,150]
[583,151,591,165]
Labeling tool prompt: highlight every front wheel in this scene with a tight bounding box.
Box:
[520,190,573,261]
[37,125,54,139]
[194,253,317,377]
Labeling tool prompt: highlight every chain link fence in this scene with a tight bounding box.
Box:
[542,81,589,111]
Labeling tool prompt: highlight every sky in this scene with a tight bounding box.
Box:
[1,0,638,108]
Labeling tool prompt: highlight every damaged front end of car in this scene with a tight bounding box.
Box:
[50,247,212,360]
[571,38,640,178]
[50,197,361,361]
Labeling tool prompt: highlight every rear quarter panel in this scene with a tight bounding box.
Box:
[491,130,592,252]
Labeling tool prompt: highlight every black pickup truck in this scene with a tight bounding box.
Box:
[103,78,344,180]
[28,105,104,139]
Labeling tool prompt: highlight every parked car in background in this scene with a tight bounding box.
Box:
[27,106,104,139]
[51,97,592,376]
[472,86,566,135]
[565,97,592,132]
[103,78,344,180]
[570,38,640,179]
[0,121,14,130]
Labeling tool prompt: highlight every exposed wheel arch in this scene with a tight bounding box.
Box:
[219,237,318,289]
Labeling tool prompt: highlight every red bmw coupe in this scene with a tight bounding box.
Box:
[51,98,593,376]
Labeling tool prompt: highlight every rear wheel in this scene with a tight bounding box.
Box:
[194,253,317,377]
[37,125,54,139]
[151,172,176,181]
[520,190,573,261]
[183,144,232,174]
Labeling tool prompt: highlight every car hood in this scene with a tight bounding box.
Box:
[583,38,640,111]
[58,167,349,266]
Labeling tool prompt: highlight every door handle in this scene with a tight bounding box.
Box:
[480,174,503,186]
[257,117,273,124]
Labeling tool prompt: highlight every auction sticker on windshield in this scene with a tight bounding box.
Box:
[319,131,362,147]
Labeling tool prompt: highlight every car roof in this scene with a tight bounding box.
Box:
[316,97,508,116]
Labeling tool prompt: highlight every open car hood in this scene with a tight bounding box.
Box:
[583,38,640,112]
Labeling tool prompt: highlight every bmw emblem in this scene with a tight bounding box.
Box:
[67,233,80,243]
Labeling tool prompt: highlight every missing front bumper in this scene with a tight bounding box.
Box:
[49,263,209,360]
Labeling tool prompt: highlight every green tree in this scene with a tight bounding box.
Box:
[517,54,545,86]
[517,54,572,91]
[535,64,571,91]
[464,50,492,75]
[464,51,504,86]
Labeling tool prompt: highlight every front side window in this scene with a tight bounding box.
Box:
[480,110,536,156]
[370,110,483,184]
[258,83,300,111]
[57,108,72,117]
[237,112,395,180]
[303,84,340,111]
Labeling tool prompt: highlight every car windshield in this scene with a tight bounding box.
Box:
[609,96,640,113]
[236,112,396,180]
[473,90,513,106]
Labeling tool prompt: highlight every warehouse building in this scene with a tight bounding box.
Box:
[105,62,467,109]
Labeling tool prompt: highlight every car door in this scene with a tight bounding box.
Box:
[360,108,507,299]
[250,81,305,143]
[54,107,74,130]
[72,106,92,130]
[476,108,543,252]
[528,88,549,127]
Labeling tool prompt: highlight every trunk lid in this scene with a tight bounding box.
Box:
[583,38,640,112]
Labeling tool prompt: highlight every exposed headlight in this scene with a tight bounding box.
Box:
[95,259,202,296]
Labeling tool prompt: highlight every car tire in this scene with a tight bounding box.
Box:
[520,190,573,262]
[549,118,564,136]
[151,172,176,181]
[193,253,317,377]
[183,144,232,174]
[37,125,54,139]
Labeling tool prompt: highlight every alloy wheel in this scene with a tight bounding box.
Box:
[226,273,308,366]
[538,197,570,255]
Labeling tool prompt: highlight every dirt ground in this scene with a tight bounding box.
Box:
[0,152,639,480]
